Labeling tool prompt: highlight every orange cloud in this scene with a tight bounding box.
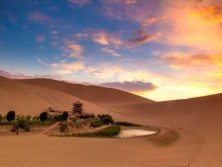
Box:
[159,1,222,52]
[52,61,85,74]
[124,0,137,4]
[92,30,123,47]
[161,53,215,68]
[191,3,222,24]
[61,40,83,58]
[92,31,109,45]
[143,17,157,26]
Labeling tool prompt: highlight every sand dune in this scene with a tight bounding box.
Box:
[1,76,222,166]
[111,94,222,167]
[19,78,153,105]
[0,76,112,116]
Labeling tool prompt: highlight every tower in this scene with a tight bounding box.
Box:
[72,100,83,114]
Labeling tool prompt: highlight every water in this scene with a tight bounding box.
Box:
[118,129,157,138]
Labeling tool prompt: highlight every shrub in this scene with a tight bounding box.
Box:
[75,125,120,137]
[6,110,16,122]
[60,122,68,132]
[115,121,141,127]
[11,119,30,133]
[98,114,113,125]
[53,115,63,122]
[0,114,2,122]
[62,111,69,121]
[39,112,48,121]
[90,120,104,128]
[25,115,32,122]
[18,119,30,132]
[73,120,84,129]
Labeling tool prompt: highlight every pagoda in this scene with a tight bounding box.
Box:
[72,100,83,115]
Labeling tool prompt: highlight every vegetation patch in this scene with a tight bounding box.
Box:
[148,129,180,146]
[59,122,68,132]
[115,121,141,127]
[90,119,104,128]
[11,119,30,134]
[97,114,114,125]
[57,125,121,138]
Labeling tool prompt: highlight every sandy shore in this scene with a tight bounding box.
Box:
[0,128,202,167]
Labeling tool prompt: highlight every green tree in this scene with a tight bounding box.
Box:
[62,111,69,121]
[98,114,114,125]
[39,112,48,121]
[6,110,16,122]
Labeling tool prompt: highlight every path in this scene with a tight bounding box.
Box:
[40,122,60,135]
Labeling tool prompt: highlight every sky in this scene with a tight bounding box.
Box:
[0,0,222,101]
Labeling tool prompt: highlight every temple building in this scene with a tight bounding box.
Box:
[72,100,83,115]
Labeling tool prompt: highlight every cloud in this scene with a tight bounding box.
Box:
[160,52,222,69]
[83,62,157,81]
[143,17,157,26]
[35,35,45,43]
[86,63,122,79]
[103,5,125,20]
[100,80,157,92]
[101,0,221,52]
[128,29,161,48]
[0,69,60,80]
[52,61,85,74]
[102,0,160,24]
[101,47,121,57]
[124,0,137,4]
[159,1,222,52]
[27,12,54,24]
[91,30,123,47]
[51,30,58,35]
[0,70,25,79]
[55,69,73,74]
[92,31,109,45]
[105,0,137,5]
[191,3,222,24]
[36,57,49,66]
[74,33,89,39]
[61,40,84,58]
[68,0,91,6]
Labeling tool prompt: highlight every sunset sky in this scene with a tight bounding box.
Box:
[0,0,222,101]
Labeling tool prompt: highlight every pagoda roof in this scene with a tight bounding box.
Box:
[73,100,83,105]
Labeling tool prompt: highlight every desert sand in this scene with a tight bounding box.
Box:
[0,76,222,167]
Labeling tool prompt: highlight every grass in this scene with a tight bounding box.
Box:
[29,120,55,126]
[90,120,104,127]
[0,120,54,126]
[115,121,141,127]
[148,129,180,146]
[56,125,121,138]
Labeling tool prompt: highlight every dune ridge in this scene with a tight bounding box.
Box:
[0,76,112,116]
[19,78,154,105]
